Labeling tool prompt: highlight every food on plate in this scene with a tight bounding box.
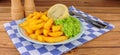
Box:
[52,25,62,32]
[48,31,63,37]
[19,11,68,43]
[55,16,81,38]
[37,35,44,42]
[44,18,53,30]
[43,36,68,43]
[41,14,49,21]
[47,4,69,20]
[19,4,81,43]
[29,34,37,40]
[35,29,43,35]
[43,29,50,36]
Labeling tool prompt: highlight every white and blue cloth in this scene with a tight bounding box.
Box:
[3,6,115,55]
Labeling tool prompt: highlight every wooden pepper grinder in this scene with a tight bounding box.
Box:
[24,0,36,17]
[11,0,24,20]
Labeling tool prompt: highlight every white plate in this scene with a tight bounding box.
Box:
[17,17,85,45]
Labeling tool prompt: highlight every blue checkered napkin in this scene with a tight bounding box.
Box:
[3,6,114,55]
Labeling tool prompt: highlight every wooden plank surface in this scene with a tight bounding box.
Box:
[1,0,120,7]
[1,47,120,55]
[0,0,120,55]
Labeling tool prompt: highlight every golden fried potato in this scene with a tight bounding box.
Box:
[36,22,46,29]
[23,26,34,34]
[32,13,41,20]
[29,20,37,25]
[29,19,43,26]
[35,29,43,35]
[41,15,48,21]
[44,18,53,30]
[52,25,62,32]
[28,24,37,30]
[26,14,34,20]
[43,29,50,36]
[20,11,69,43]
[26,12,41,22]
[19,21,29,27]
[29,34,37,40]
[48,31,63,37]
[29,22,45,30]
[37,35,44,42]
[43,36,68,43]
[36,20,43,24]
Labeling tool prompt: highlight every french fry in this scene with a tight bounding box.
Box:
[28,24,37,30]
[43,29,50,36]
[28,20,42,26]
[48,31,63,37]
[23,26,34,34]
[52,25,62,32]
[32,13,41,20]
[26,14,34,20]
[29,22,45,30]
[19,21,29,27]
[29,34,37,40]
[29,20,37,25]
[41,15,48,21]
[35,29,43,35]
[36,22,46,29]
[20,11,69,43]
[36,19,43,24]
[37,35,44,42]
[44,18,53,30]
[43,36,68,43]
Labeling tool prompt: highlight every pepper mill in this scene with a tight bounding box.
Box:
[24,0,36,17]
[11,0,24,20]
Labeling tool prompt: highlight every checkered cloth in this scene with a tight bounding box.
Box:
[3,6,114,55]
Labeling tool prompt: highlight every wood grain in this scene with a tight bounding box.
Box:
[1,12,120,21]
[1,47,120,55]
[0,48,19,55]
[1,6,120,13]
[1,0,120,7]
[0,0,120,55]
[64,48,120,55]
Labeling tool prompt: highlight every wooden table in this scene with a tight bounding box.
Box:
[0,0,120,55]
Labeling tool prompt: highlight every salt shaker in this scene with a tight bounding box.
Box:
[11,0,24,20]
[24,0,36,17]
